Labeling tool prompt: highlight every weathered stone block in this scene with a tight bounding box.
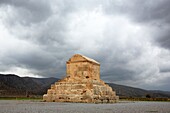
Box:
[43,54,119,103]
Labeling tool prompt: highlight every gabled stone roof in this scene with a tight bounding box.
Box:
[68,54,100,65]
[81,54,100,65]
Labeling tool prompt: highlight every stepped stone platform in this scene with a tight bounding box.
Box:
[43,54,119,103]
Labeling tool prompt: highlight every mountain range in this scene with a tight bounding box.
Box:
[0,74,170,98]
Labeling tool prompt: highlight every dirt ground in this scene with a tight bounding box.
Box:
[0,100,170,113]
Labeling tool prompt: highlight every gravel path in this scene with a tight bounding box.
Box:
[0,100,170,113]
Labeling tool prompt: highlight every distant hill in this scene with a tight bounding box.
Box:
[108,83,170,98]
[0,74,170,98]
[0,74,59,97]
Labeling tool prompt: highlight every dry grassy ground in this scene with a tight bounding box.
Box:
[0,100,170,113]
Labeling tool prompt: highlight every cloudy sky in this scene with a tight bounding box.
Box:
[0,0,170,91]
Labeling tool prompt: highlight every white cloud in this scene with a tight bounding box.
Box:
[0,67,43,78]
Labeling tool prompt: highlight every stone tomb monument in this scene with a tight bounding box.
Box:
[43,54,119,103]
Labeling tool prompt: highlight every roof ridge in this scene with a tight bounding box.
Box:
[77,54,100,65]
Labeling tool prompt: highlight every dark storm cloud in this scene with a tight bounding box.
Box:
[103,0,170,23]
[159,62,170,73]
[103,0,170,50]
[129,0,170,50]
[154,28,170,49]
[0,46,69,77]
[0,0,76,77]
[0,0,170,91]
[0,0,52,24]
[126,0,170,24]
[0,0,73,46]
[101,68,135,82]
[160,68,170,73]
[87,38,145,85]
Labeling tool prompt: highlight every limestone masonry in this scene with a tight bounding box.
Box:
[43,54,119,103]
